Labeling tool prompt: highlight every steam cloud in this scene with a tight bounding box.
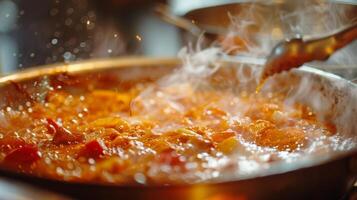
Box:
[130,0,357,181]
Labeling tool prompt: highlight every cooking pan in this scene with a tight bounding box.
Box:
[0,57,356,200]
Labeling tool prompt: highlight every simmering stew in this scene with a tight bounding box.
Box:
[0,69,342,185]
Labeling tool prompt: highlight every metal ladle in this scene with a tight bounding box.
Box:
[155,4,357,81]
[261,23,357,80]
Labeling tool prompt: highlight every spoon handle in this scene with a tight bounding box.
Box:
[305,23,357,60]
[261,23,357,80]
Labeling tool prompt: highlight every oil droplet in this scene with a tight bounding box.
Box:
[51,38,58,45]
[135,35,142,41]
[63,52,72,60]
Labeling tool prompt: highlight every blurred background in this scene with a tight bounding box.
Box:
[0,0,183,73]
[0,0,356,75]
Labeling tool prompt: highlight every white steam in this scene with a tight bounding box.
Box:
[133,0,357,134]
[130,43,222,124]
[223,0,356,65]
[129,0,356,182]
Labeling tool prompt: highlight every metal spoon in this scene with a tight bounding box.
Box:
[156,4,357,83]
[261,23,357,80]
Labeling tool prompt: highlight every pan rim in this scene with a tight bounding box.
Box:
[0,56,355,188]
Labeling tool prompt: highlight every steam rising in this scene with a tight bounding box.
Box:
[223,1,356,59]
[131,45,222,125]
[131,1,357,180]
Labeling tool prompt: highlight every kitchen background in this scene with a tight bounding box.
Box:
[0,0,356,76]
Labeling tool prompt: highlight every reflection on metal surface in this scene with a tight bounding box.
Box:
[170,0,356,16]
[169,0,252,16]
[0,178,71,200]
[0,57,180,83]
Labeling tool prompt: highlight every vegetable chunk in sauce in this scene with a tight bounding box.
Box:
[0,77,343,185]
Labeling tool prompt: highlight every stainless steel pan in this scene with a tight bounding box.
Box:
[0,57,356,200]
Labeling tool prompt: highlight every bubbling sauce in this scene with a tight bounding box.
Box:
[0,75,351,185]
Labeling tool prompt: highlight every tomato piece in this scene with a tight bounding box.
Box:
[46,118,59,135]
[80,139,107,158]
[158,149,185,167]
[0,137,27,151]
[46,118,84,145]
[4,146,41,165]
